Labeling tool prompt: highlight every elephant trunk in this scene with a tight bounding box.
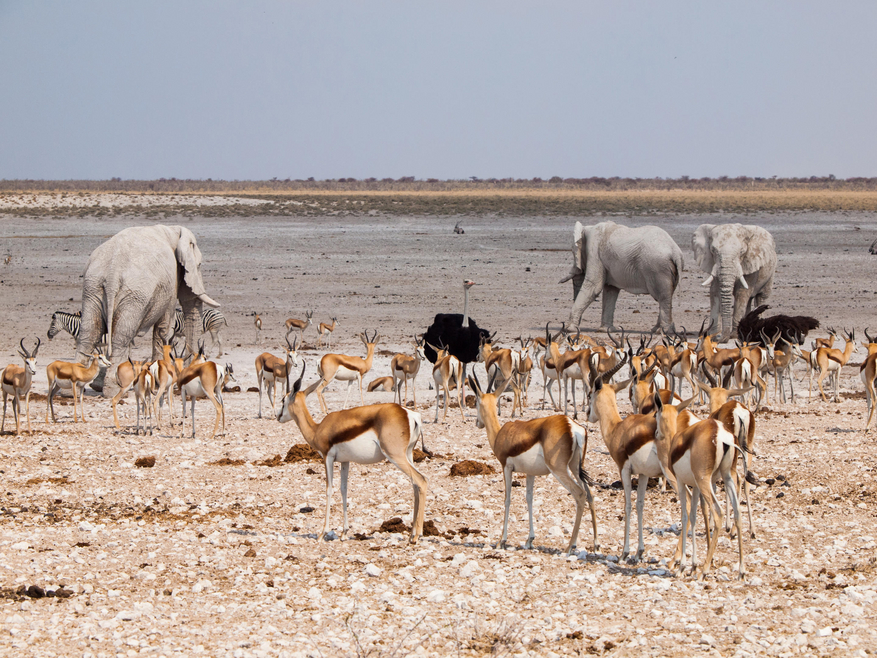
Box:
[719,265,736,341]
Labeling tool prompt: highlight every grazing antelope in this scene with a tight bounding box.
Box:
[277,363,428,544]
[860,329,877,431]
[178,361,235,439]
[254,313,263,345]
[255,336,300,418]
[46,350,111,423]
[285,310,314,343]
[391,336,425,409]
[367,376,396,392]
[814,328,856,402]
[111,357,148,431]
[469,374,598,556]
[653,393,751,580]
[1,339,40,434]
[317,317,339,349]
[481,335,523,417]
[587,355,664,562]
[314,330,379,413]
[429,341,465,424]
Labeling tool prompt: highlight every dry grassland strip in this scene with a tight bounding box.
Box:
[4,188,877,217]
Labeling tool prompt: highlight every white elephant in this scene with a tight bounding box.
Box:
[561,221,684,332]
[77,225,219,395]
[692,223,776,341]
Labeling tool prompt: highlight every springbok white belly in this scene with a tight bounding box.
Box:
[507,443,550,476]
[53,379,74,390]
[182,378,210,399]
[328,431,384,464]
[628,441,663,478]
[334,366,361,382]
[564,363,583,380]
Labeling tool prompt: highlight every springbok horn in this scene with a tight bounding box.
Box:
[32,337,40,357]
[292,362,306,394]
[19,338,28,358]
[866,328,874,344]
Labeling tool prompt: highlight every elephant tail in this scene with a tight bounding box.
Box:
[104,285,116,358]
[670,250,684,291]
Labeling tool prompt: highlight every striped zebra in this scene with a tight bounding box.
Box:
[174,308,228,357]
[47,311,82,340]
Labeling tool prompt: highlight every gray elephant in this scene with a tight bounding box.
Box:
[77,225,219,395]
[692,223,777,341]
[561,221,684,332]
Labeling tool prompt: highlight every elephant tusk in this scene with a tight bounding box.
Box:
[737,275,749,289]
[199,293,221,308]
[701,275,714,287]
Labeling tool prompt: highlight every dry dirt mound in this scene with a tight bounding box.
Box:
[450,460,495,476]
[134,456,156,468]
[209,457,246,466]
[376,518,441,536]
[284,444,322,463]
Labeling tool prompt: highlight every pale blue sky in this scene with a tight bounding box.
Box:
[1,1,875,180]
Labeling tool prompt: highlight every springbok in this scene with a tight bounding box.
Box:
[428,341,464,424]
[314,330,380,413]
[285,310,314,344]
[1,338,40,434]
[178,361,235,439]
[111,357,148,431]
[277,363,428,543]
[317,317,339,349]
[46,350,111,423]
[255,336,300,418]
[469,374,598,556]
[391,336,425,409]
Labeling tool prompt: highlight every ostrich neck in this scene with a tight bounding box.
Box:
[462,287,470,328]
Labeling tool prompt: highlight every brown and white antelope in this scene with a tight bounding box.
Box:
[860,329,877,431]
[177,360,235,439]
[255,336,300,418]
[697,322,741,384]
[653,392,752,580]
[762,330,802,405]
[367,376,395,392]
[391,336,425,409]
[587,355,663,562]
[470,374,598,556]
[814,328,856,402]
[516,337,534,406]
[285,310,314,344]
[254,313,263,345]
[317,317,339,349]
[314,330,380,413]
[428,341,464,424]
[553,333,592,419]
[46,350,111,423]
[481,335,523,417]
[1,338,40,434]
[539,324,566,411]
[277,363,428,543]
[111,357,148,431]
[133,366,156,435]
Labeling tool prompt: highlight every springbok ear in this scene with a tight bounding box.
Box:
[677,394,698,411]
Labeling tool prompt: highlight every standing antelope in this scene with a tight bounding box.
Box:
[111,357,148,431]
[314,330,379,413]
[469,374,598,556]
[277,363,428,544]
[254,313,263,345]
[391,336,425,409]
[1,339,40,434]
[653,392,752,580]
[814,328,856,402]
[255,336,300,418]
[285,310,314,344]
[481,336,523,417]
[763,330,802,404]
[178,361,235,439]
[429,341,464,424]
[516,337,534,406]
[133,366,156,435]
[46,350,111,423]
[860,329,877,431]
[539,324,565,411]
[587,355,663,562]
[317,317,339,349]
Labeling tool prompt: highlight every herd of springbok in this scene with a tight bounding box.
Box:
[1,310,873,581]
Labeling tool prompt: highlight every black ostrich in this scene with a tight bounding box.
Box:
[736,305,820,345]
[423,279,491,370]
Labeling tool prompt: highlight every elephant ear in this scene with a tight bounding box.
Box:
[740,226,776,275]
[691,224,715,273]
[572,221,586,273]
[175,227,220,307]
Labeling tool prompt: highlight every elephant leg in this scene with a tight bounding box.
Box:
[654,291,675,333]
[732,284,751,337]
[569,280,603,328]
[600,285,620,330]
